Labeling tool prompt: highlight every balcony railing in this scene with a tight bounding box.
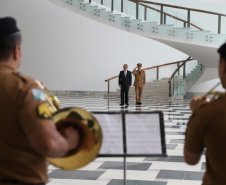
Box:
[86,0,226,34]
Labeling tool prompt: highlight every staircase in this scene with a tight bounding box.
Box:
[50,0,218,97]
[51,0,226,46]
[105,58,204,100]
[50,0,226,69]
[105,78,171,100]
[172,61,205,97]
[130,78,171,99]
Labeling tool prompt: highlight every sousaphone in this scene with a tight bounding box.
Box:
[36,81,102,170]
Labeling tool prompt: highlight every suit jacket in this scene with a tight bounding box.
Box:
[118,70,132,87]
[132,69,146,87]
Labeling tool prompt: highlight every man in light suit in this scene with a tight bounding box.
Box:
[118,64,132,106]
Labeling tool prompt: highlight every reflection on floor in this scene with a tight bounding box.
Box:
[47,96,204,185]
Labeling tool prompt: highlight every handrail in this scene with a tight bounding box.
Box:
[90,0,225,33]
[142,59,193,71]
[139,3,203,31]
[140,1,226,17]
[127,0,224,33]
[105,75,119,82]
[168,56,192,97]
[128,0,203,31]
[105,58,193,94]
[105,59,192,82]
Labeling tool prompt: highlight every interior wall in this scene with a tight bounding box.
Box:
[0,0,187,91]
[188,68,225,93]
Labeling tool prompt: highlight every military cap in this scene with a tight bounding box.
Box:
[137,63,142,67]
[0,17,20,38]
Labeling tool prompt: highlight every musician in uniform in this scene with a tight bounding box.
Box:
[184,42,226,184]
[132,63,146,105]
[0,17,79,185]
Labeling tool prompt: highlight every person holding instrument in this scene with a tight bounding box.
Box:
[132,63,146,105]
[184,42,226,185]
[0,17,79,185]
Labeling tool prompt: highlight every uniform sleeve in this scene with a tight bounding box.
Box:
[18,82,55,135]
[143,71,146,86]
[185,111,205,153]
[132,69,137,75]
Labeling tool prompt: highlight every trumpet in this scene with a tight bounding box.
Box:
[36,81,102,170]
[198,82,225,102]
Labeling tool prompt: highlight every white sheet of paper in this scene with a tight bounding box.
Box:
[125,114,162,154]
[94,114,124,154]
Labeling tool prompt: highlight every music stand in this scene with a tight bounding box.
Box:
[93,111,167,185]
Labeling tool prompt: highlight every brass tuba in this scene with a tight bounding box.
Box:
[36,81,102,170]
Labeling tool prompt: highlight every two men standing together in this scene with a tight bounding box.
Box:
[118,63,146,106]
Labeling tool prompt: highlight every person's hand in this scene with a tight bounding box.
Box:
[129,86,131,88]
[60,127,80,150]
[119,85,121,88]
[190,96,207,112]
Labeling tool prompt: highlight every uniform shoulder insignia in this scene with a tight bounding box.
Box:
[31,88,46,101]
[36,102,52,119]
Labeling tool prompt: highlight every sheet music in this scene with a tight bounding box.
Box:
[94,114,124,154]
[125,114,162,154]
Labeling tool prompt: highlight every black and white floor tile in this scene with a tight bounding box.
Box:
[47,96,205,185]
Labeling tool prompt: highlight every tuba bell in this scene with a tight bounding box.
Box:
[36,81,102,170]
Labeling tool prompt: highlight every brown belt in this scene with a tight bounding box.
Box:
[0,179,45,185]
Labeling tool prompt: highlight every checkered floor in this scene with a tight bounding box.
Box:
[47,96,205,185]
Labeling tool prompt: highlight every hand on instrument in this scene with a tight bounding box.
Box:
[119,85,121,88]
[129,86,131,88]
[60,127,80,150]
[190,96,207,112]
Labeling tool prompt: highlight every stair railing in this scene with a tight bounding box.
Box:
[139,0,226,33]
[89,0,226,34]
[168,56,192,97]
[105,58,193,94]
[128,0,203,31]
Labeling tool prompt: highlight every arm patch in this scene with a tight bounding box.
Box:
[36,103,52,119]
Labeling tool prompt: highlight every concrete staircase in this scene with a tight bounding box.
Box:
[105,78,172,100]
[104,60,205,100]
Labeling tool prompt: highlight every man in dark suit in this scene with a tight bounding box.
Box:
[118,64,132,106]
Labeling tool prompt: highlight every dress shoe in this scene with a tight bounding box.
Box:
[126,103,129,106]
[136,102,139,105]
[119,104,124,106]
[139,102,142,105]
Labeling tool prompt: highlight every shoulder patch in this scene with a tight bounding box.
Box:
[36,102,52,119]
[31,89,46,101]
